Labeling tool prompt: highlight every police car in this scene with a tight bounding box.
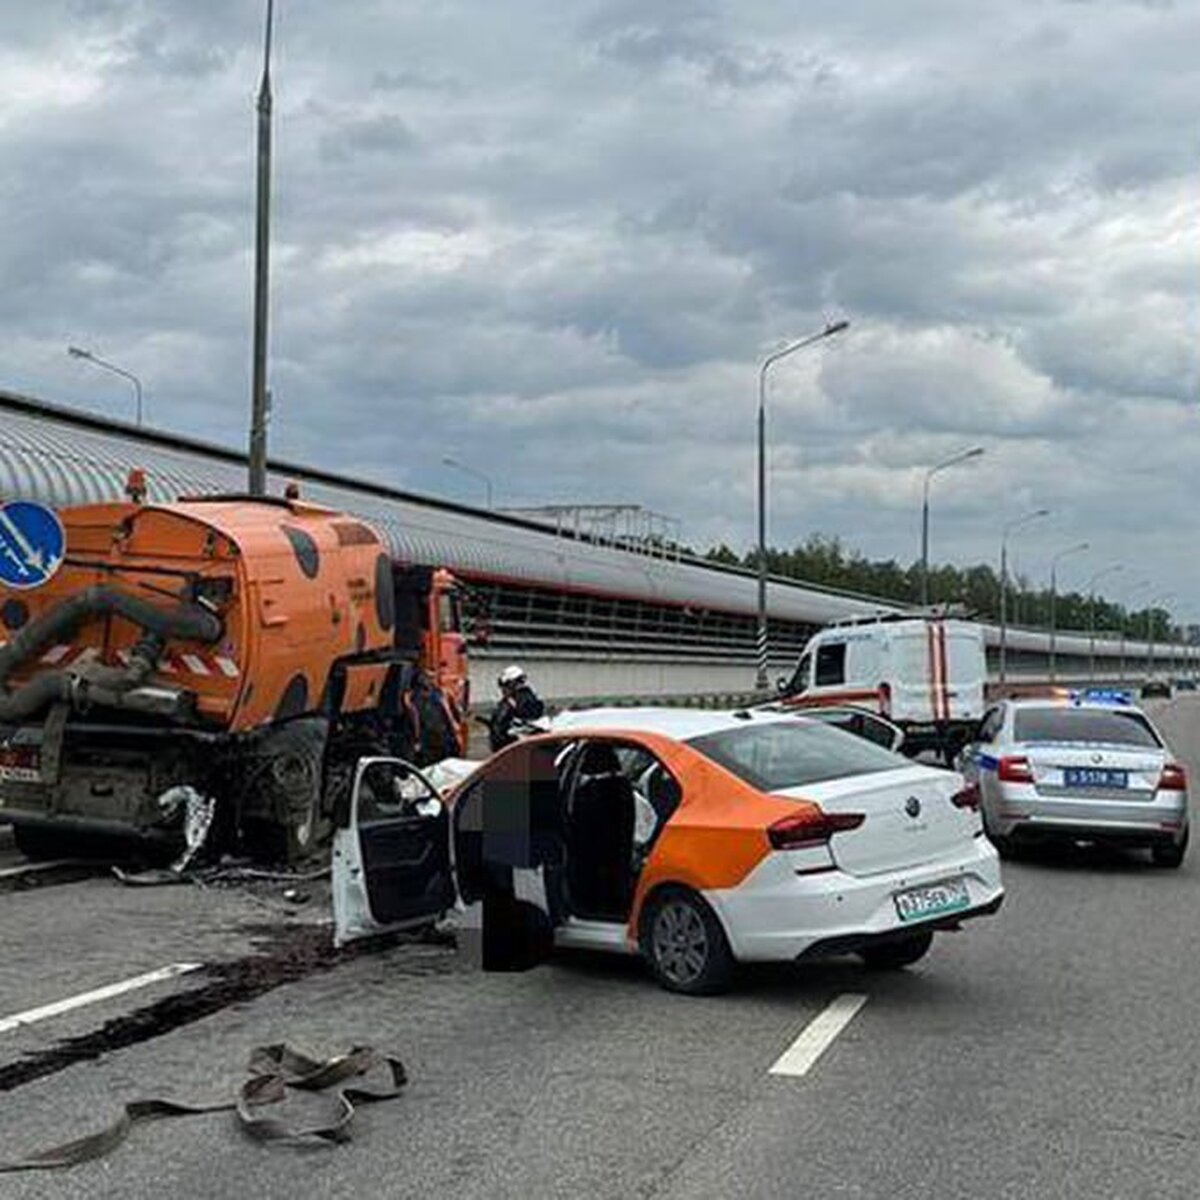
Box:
[959,690,1188,866]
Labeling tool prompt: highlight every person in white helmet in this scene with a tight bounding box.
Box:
[486,664,545,752]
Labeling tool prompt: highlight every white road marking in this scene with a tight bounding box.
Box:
[0,963,203,1036]
[769,993,869,1078]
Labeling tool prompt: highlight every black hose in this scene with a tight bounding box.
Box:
[0,673,72,721]
[0,585,221,686]
[0,585,222,721]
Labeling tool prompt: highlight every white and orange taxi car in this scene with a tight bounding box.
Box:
[332,708,1004,993]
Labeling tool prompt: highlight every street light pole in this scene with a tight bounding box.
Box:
[66,346,144,426]
[441,456,495,508]
[755,320,850,691]
[1085,564,1123,682]
[1048,541,1088,683]
[999,508,1049,686]
[248,0,275,497]
[920,446,984,607]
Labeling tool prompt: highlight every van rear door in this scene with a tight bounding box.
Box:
[944,623,986,720]
[885,626,937,723]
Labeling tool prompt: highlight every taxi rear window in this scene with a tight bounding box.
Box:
[687,720,904,792]
[1013,708,1161,748]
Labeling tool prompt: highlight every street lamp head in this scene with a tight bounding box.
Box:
[823,319,850,337]
[67,345,92,360]
[441,455,458,467]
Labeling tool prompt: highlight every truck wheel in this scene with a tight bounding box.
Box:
[243,796,320,866]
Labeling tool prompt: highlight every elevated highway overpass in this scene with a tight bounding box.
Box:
[1,389,1195,703]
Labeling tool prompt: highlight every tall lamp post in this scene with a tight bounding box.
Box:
[442,456,495,508]
[1048,541,1088,683]
[1085,564,1123,681]
[755,319,850,691]
[920,446,984,606]
[999,508,1049,685]
[1146,593,1175,679]
[248,0,275,497]
[67,346,144,426]
[1116,579,1150,682]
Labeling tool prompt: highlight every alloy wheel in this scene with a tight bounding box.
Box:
[652,899,709,987]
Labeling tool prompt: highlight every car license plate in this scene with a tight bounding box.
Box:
[894,877,970,923]
[0,746,41,784]
[1063,767,1127,789]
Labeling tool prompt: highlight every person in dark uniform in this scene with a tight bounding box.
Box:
[486,664,545,753]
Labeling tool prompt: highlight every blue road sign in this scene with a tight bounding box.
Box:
[0,501,66,590]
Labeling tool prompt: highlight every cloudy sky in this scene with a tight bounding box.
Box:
[2,0,1198,611]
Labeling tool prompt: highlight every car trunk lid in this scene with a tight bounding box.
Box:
[1022,743,1163,800]
[773,764,976,877]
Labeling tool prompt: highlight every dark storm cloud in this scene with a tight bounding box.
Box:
[2,0,1199,608]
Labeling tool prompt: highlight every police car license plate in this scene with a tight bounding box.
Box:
[894,877,969,923]
[1063,767,1127,789]
[0,746,41,784]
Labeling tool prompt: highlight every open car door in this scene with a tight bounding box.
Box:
[332,757,456,947]
[332,743,569,971]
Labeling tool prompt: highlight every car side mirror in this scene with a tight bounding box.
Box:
[775,676,789,695]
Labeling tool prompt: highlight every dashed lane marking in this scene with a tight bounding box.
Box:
[768,993,869,1078]
[0,963,203,1037]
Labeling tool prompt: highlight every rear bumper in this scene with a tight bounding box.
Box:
[986,788,1188,846]
[797,893,1004,961]
[703,836,1004,963]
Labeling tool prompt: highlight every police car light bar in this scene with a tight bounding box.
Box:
[1068,688,1133,707]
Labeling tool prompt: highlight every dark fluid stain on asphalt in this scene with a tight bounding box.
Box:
[0,864,109,894]
[0,924,457,1093]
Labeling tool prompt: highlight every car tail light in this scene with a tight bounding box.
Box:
[1158,762,1188,792]
[951,782,981,810]
[878,682,892,717]
[998,756,1034,784]
[768,807,865,850]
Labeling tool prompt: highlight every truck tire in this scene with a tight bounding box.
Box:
[238,718,328,865]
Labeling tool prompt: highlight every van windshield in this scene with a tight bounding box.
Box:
[688,719,905,792]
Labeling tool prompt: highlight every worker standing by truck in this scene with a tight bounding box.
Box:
[486,665,545,752]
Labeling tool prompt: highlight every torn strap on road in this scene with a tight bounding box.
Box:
[0,1042,407,1173]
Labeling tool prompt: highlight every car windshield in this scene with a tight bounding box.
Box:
[687,719,905,792]
[1013,707,1161,748]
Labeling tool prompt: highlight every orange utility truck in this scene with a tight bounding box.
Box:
[0,487,469,862]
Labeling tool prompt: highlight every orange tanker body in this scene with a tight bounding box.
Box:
[0,490,469,862]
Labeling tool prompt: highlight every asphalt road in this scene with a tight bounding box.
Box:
[2,698,1200,1197]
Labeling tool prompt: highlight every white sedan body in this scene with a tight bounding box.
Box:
[551,707,1004,964]
[963,697,1189,851]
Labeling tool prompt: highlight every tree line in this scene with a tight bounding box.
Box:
[703,535,1185,643]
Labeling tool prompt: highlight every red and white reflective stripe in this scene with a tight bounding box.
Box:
[18,644,239,679]
[926,623,951,723]
[37,644,101,667]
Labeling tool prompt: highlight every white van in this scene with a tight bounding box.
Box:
[778,616,988,762]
